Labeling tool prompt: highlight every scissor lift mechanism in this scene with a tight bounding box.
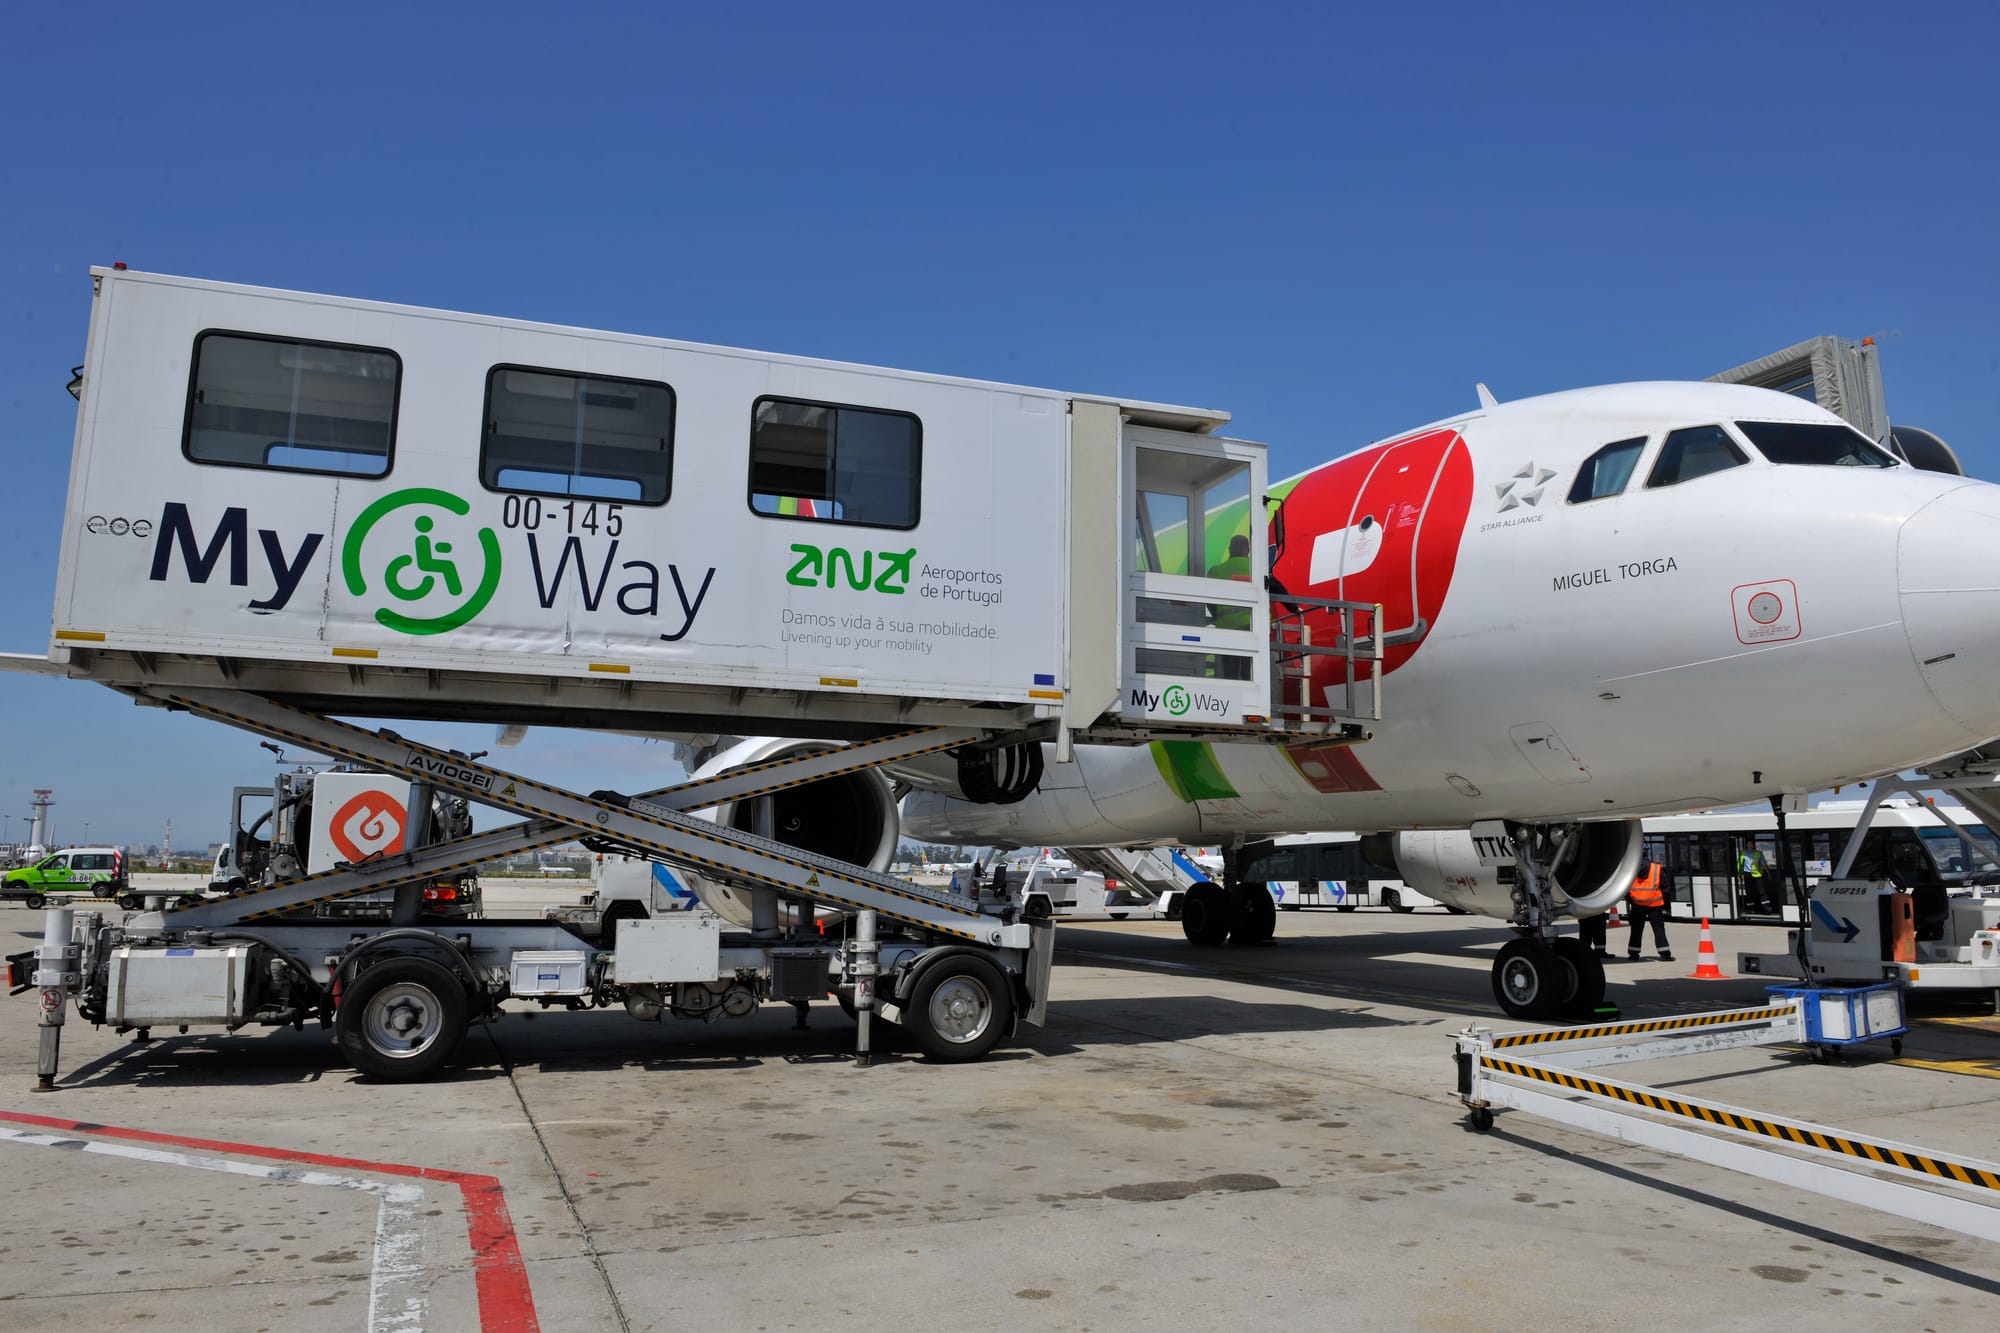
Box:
[25,686,1063,1083]
[1454,1001,2000,1244]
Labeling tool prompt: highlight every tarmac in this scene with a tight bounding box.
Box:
[2,890,1997,1331]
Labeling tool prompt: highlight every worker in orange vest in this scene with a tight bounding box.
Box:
[1626,860,1673,962]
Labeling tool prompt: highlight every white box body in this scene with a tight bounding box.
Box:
[107,945,255,1025]
[509,949,589,997]
[612,916,721,984]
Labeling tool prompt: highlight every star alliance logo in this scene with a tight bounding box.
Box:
[1495,462,1558,512]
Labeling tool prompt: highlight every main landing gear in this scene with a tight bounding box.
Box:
[1179,846,1277,947]
[1489,824,1606,1021]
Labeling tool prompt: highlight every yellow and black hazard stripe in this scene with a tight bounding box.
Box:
[1481,1054,2000,1192]
[225,834,574,921]
[167,694,993,941]
[1493,1005,1794,1048]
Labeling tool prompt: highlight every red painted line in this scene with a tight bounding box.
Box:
[0,1109,539,1331]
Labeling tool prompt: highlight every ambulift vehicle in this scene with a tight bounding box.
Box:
[12,267,1379,1083]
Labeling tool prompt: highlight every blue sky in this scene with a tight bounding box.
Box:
[3,3,1996,848]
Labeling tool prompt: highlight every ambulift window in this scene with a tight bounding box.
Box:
[749,396,921,530]
[1566,436,1647,503]
[1645,425,1747,489]
[184,331,399,477]
[482,366,674,503]
[1735,421,1896,469]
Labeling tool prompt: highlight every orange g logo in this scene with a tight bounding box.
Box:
[329,791,407,863]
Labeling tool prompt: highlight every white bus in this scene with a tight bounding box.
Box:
[1639,799,1998,924]
[1241,833,1445,914]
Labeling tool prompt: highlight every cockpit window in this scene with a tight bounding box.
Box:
[1567,436,1647,503]
[1645,425,1746,489]
[1735,420,1896,468]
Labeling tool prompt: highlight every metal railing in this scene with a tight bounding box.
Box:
[1269,595,1386,728]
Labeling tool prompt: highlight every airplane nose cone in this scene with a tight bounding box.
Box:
[1900,483,2000,738]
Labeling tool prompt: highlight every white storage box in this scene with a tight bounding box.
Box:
[612,916,720,984]
[509,949,589,997]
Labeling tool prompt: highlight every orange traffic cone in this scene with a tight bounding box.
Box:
[1687,917,1728,979]
[1607,899,1622,929]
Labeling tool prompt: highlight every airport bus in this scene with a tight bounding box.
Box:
[1238,800,1997,925]
[1639,799,1998,925]
[1241,833,1444,913]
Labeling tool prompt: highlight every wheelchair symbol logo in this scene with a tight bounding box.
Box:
[341,488,503,636]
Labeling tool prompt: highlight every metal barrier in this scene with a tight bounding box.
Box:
[1454,997,2000,1243]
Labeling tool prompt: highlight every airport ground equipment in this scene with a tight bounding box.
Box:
[1736,767,2000,1008]
[8,267,1383,1081]
[1453,999,2000,1244]
[1061,846,1202,918]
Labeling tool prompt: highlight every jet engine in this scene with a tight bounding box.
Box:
[1364,820,1644,919]
[673,737,901,928]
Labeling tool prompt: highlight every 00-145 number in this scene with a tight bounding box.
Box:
[500,497,623,536]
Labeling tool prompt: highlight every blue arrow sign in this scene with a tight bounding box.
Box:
[1810,899,1861,944]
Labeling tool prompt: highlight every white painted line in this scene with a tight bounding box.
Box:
[0,1126,428,1332]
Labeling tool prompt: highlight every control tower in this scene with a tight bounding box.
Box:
[26,789,52,856]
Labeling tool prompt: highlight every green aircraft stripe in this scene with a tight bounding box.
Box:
[1150,740,1241,803]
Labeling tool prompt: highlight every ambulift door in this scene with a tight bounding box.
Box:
[1120,425,1268,728]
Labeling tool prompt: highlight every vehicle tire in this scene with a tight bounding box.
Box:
[1551,938,1606,1018]
[1492,938,1565,1020]
[95,883,118,900]
[117,892,139,910]
[1108,912,1129,921]
[1179,881,1236,946]
[598,900,647,942]
[335,956,470,1082]
[1386,889,1417,915]
[1467,1106,1495,1133]
[1022,894,1053,921]
[904,955,1013,1062]
[1229,882,1277,944]
[25,894,45,910]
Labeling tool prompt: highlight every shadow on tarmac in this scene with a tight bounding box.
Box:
[1497,1127,2000,1300]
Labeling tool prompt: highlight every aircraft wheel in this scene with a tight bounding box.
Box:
[1492,938,1564,1020]
[1180,881,1235,946]
[1229,882,1276,944]
[335,956,469,1082]
[1551,938,1606,1018]
[905,955,1012,1062]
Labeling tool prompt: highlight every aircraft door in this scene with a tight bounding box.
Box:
[1271,428,1474,692]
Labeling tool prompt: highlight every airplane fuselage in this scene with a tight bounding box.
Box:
[904,382,2000,846]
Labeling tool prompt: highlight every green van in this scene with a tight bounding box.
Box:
[2,848,128,908]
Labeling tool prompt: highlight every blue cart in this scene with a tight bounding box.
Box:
[1766,983,1907,1061]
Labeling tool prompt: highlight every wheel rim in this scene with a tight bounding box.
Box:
[926,973,995,1046]
[361,981,446,1059]
[1499,955,1543,1007]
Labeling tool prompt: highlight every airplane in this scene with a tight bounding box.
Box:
[670,379,2000,1019]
